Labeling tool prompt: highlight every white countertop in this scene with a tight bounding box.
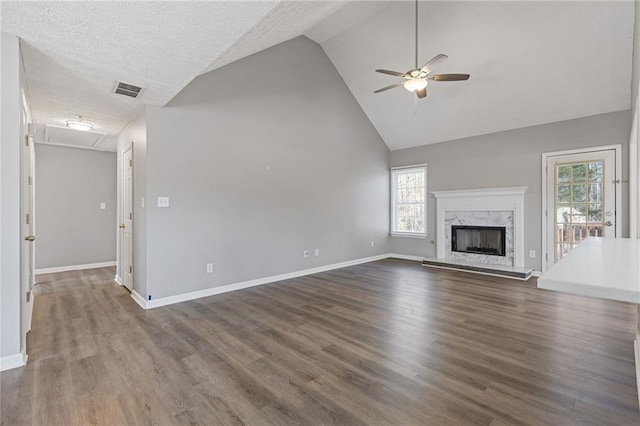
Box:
[537,238,640,304]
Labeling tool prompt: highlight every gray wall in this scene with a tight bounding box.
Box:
[1,32,25,360]
[34,145,117,269]
[390,110,632,271]
[144,36,390,300]
[116,110,147,297]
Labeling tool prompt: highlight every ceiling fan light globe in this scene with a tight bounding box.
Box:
[403,78,428,92]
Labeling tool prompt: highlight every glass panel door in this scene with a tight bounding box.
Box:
[546,149,616,268]
[554,161,605,261]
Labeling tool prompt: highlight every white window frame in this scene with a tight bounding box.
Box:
[390,164,427,238]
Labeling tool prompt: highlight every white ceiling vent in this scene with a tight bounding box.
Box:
[113,81,144,98]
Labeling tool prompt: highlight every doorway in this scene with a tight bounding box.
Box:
[542,145,622,271]
[21,91,34,342]
[121,146,133,291]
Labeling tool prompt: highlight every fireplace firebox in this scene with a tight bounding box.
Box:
[451,225,506,257]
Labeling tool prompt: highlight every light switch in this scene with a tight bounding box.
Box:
[99,202,106,210]
[141,197,145,208]
[157,196,170,208]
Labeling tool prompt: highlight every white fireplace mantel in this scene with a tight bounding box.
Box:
[432,186,528,267]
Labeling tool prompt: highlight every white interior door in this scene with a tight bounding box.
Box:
[21,104,35,341]
[122,147,133,291]
[546,149,617,267]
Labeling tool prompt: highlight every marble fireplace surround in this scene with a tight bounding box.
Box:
[432,187,528,268]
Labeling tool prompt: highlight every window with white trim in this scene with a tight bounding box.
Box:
[391,165,427,237]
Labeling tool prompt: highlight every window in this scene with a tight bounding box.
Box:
[391,165,427,237]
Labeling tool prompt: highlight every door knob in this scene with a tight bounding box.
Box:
[24,235,35,241]
[119,224,125,229]
[605,221,613,227]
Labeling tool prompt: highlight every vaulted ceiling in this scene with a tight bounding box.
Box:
[1,1,634,152]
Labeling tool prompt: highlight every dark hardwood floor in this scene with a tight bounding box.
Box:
[1,259,638,425]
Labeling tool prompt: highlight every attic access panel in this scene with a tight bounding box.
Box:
[42,124,106,149]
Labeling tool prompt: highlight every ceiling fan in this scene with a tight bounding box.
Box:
[374,0,470,99]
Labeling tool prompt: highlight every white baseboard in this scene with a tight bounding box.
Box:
[0,353,26,372]
[131,290,147,309]
[114,274,123,286]
[36,261,116,275]
[128,253,537,310]
[134,254,389,310]
[388,253,424,262]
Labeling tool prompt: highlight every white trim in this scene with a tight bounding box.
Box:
[0,353,26,371]
[134,254,389,310]
[634,336,640,409]
[121,144,134,292]
[421,264,532,281]
[35,261,116,275]
[128,252,542,311]
[391,163,428,170]
[630,97,639,239]
[431,186,529,199]
[34,141,114,153]
[541,144,622,272]
[432,186,528,268]
[531,270,542,277]
[114,274,123,286]
[131,290,147,309]
[391,165,427,236]
[390,232,426,239]
[388,253,424,262]
[541,144,623,158]
[630,142,638,238]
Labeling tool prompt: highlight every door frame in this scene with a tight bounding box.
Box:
[20,88,34,357]
[120,144,134,291]
[629,97,639,239]
[541,144,622,272]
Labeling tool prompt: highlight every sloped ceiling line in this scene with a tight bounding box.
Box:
[1,1,635,153]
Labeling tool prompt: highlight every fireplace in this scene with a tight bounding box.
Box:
[432,187,527,267]
[451,225,506,257]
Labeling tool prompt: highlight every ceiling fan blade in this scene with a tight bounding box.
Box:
[374,82,405,93]
[375,69,407,77]
[420,53,448,74]
[429,73,470,81]
[416,87,427,99]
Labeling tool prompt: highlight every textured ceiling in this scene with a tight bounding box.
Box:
[201,1,388,74]
[201,1,346,74]
[319,1,634,150]
[1,1,635,153]
[0,1,278,137]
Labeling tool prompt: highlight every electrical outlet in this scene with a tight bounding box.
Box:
[99,202,106,210]
[370,241,375,248]
[303,250,309,258]
[206,263,213,273]
[157,196,170,208]
[529,250,536,258]
[315,249,320,257]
